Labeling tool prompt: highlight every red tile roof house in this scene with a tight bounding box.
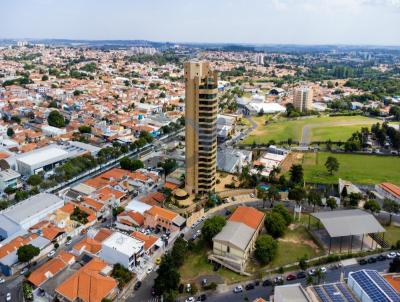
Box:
[116,211,145,232]
[143,206,186,233]
[375,182,400,203]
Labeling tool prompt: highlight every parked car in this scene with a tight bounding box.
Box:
[47,250,56,258]
[233,285,243,293]
[387,252,397,259]
[185,297,195,302]
[308,269,316,276]
[358,259,368,265]
[274,276,284,285]
[155,257,161,265]
[368,257,377,263]
[147,267,153,274]
[319,266,327,273]
[20,267,29,275]
[197,294,207,301]
[296,271,306,279]
[377,254,386,261]
[66,239,72,246]
[134,281,142,290]
[245,283,255,290]
[6,293,11,302]
[201,278,208,287]
[262,279,272,287]
[186,283,192,293]
[0,278,5,284]
[286,274,297,281]
[250,193,255,198]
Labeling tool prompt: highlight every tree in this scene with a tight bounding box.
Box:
[264,212,287,238]
[267,185,281,207]
[7,127,14,137]
[289,164,304,186]
[41,75,49,81]
[78,125,92,134]
[272,204,292,226]
[17,244,40,264]
[363,200,381,214]
[159,158,177,175]
[47,110,65,128]
[202,216,226,245]
[48,100,58,108]
[389,256,400,273]
[307,189,322,212]
[326,197,337,210]
[27,174,43,186]
[254,235,278,264]
[383,199,400,225]
[325,156,339,175]
[120,157,144,171]
[298,255,308,271]
[154,254,181,296]
[170,237,188,268]
[348,192,362,208]
[288,187,306,205]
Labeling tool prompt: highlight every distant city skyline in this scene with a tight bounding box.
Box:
[1,0,400,46]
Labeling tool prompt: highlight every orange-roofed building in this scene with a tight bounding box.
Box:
[376,182,400,203]
[228,206,265,230]
[164,181,178,190]
[212,207,265,274]
[55,257,118,302]
[384,274,400,293]
[131,231,159,254]
[144,206,185,233]
[116,211,145,231]
[72,237,102,256]
[28,251,76,287]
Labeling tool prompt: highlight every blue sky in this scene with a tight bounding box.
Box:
[1,0,400,45]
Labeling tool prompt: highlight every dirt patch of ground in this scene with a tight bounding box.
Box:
[279,152,303,175]
[215,172,239,192]
[278,237,321,252]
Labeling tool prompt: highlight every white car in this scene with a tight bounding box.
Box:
[20,268,28,275]
[48,250,56,258]
[0,278,5,284]
[396,251,400,257]
[250,193,255,198]
[196,230,201,235]
[387,252,397,259]
[6,293,11,302]
[233,285,243,293]
[147,267,153,274]
[185,297,195,302]
[65,240,72,246]
[319,267,327,273]
[308,269,316,276]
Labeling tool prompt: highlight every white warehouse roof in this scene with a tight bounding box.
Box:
[17,145,69,166]
[102,232,144,255]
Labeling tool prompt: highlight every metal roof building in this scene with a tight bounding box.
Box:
[311,210,385,237]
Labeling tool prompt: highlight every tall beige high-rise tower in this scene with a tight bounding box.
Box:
[293,87,313,112]
[184,61,218,195]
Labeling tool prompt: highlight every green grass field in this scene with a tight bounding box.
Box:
[302,152,400,185]
[384,225,400,246]
[242,115,380,144]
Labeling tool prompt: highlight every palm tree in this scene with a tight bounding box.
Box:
[267,185,280,208]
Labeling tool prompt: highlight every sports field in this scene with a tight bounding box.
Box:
[242,115,380,145]
[302,152,400,185]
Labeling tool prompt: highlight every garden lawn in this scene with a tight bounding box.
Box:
[384,225,400,246]
[179,243,249,284]
[242,115,379,145]
[302,152,400,185]
[310,124,373,142]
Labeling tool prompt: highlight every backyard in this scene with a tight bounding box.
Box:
[242,115,380,145]
[384,225,400,246]
[301,152,400,185]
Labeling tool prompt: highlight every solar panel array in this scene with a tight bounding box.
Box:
[366,270,400,302]
[350,270,400,302]
[324,284,346,302]
[336,283,357,302]
[313,283,357,302]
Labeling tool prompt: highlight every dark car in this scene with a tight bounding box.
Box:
[368,257,377,263]
[377,254,386,261]
[245,283,255,290]
[286,274,297,281]
[134,281,142,290]
[254,280,260,286]
[358,259,368,265]
[197,294,207,301]
[262,279,272,287]
[151,287,156,296]
[297,271,307,279]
